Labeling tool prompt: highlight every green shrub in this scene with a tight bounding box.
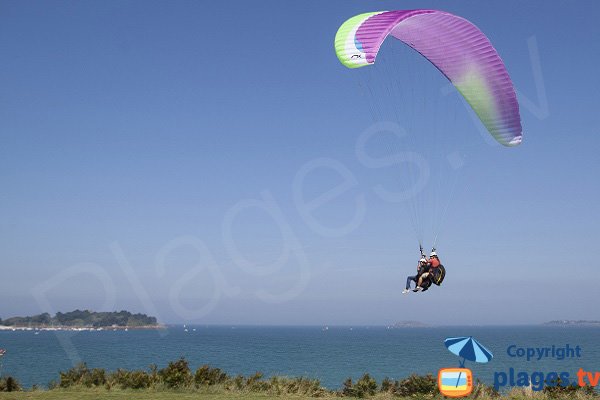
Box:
[129,370,153,389]
[158,357,193,388]
[57,363,106,388]
[396,373,438,396]
[148,364,161,386]
[341,377,354,396]
[194,365,228,386]
[59,363,88,387]
[0,376,21,392]
[245,371,270,391]
[229,374,245,391]
[272,376,326,397]
[83,368,106,387]
[108,368,152,389]
[380,377,399,393]
[342,373,378,398]
[471,380,500,398]
[543,376,597,398]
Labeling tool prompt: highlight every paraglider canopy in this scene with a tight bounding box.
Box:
[334,10,522,147]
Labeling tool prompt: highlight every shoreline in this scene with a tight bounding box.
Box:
[0,324,166,332]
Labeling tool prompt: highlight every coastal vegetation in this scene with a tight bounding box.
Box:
[0,310,159,329]
[0,358,597,399]
[543,321,600,327]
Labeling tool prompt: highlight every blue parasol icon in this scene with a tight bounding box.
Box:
[444,336,493,388]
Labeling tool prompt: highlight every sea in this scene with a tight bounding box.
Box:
[1,326,599,390]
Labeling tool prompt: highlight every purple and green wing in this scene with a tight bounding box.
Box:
[334,10,522,146]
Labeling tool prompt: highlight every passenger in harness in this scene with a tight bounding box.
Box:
[402,256,428,294]
[416,250,443,291]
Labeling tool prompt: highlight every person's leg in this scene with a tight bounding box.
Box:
[417,272,429,288]
[406,275,417,290]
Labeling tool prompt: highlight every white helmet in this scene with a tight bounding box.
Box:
[430,251,437,257]
[420,257,427,263]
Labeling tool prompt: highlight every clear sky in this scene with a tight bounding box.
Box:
[1,1,599,325]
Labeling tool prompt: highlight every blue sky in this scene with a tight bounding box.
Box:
[1,1,599,325]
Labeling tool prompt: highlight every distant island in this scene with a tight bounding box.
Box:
[543,320,600,327]
[391,321,429,328]
[0,309,163,331]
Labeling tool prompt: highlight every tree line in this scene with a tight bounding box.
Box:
[0,310,158,327]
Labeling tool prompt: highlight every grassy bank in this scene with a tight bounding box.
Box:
[0,390,297,400]
[0,388,599,400]
[0,358,597,399]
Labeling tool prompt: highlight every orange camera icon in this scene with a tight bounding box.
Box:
[438,368,473,397]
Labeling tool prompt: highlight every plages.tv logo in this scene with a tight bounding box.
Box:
[439,368,473,397]
[438,336,493,398]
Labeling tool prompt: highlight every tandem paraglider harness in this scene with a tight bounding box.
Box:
[419,264,446,292]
